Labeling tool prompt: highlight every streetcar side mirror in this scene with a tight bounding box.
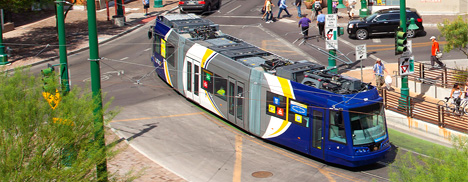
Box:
[148,26,153,39]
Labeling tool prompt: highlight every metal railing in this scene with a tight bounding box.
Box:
[406,61,468,88]
[382,89,468,133]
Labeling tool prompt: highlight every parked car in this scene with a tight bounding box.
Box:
[347,8,425,40]
[179,0,221,14]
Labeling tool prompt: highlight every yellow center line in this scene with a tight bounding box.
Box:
[233,135,243,182]
[110,112,204,122]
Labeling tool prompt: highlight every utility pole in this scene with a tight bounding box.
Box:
[86,0,107,181]
[399,0,409,108]
[56,0,70,93]
[327,0,336,72]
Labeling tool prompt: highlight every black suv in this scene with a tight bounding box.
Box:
[347,8,424,40]
[179,0,221,14]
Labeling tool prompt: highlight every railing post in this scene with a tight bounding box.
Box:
[420,63,424,80]
[383,89,387,109]
[438,104,442,126]
[442,71,445,88]
[406,96,410,117]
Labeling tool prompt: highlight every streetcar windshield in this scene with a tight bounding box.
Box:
[350,103,387,146]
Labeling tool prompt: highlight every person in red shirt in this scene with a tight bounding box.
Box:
[430,36,445,68]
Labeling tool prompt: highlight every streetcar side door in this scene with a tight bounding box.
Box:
[227,77,245,127]
[184,57,200,104]
[309,108,325,159]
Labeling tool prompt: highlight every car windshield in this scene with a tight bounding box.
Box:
[350,103,387,146]
[365,14,378,22]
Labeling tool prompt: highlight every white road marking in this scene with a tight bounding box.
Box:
[372,38,381,43]
[278,19,296,23]
[225,5,241,14]
[121,57,129,60]
[144,48,151,52]
[210,15,262,19]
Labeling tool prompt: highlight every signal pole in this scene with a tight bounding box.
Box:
[0,19,8,65]
[86,0,107,181]
[56,0,70,93]
[327,0,336,72]
[399,0,409,107]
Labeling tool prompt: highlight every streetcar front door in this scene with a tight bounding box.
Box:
[310,108,325,159]
[227,78,244,127]
[184,57,200,104]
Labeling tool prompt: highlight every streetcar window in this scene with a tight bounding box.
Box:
[194,65,199,96]
[166,41,175,67]
[265,91,286,120]
[229,81,235,115]
[201,69,213,94]
[187,62,192,92]
[288,99,309,127]
[329,110,347,144]
[153,35,161,55]
[214,74,227,101]
[237,84,244,120]
[350,103,387,146]
[312,110,323,149]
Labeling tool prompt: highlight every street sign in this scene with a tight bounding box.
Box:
[325,14,338,28]
[325,27,338,50]
[355,44,367,60]
[399,56,414,76]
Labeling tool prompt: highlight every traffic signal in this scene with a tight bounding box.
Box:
[41,67,57,93]
[395,30,407,55]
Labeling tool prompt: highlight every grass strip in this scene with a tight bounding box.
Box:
[388,128,453,155]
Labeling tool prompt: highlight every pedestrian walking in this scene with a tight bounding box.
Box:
[346,0,356,19]
[313,0,322,20]
[265,0,275,23]
[262,0,268,20]
[430,36,445,68]
[143,0,150,15]
[277,0,291,19]
[295,0,302,18]
[332,1,338,14]
[298,14,311,37]
[373,58,388,93]
[316,10,325,37]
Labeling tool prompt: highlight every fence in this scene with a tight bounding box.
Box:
[382,89,468,133]
[404,61,468,88]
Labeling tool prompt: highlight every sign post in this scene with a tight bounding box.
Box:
[355,44,366,82]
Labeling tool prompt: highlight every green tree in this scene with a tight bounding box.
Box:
[0,67,122,181]
[438,16,468,58]
[389,136,468,181]
[0,0,57,13]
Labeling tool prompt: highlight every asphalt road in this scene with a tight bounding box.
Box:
[26,0,451,181]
